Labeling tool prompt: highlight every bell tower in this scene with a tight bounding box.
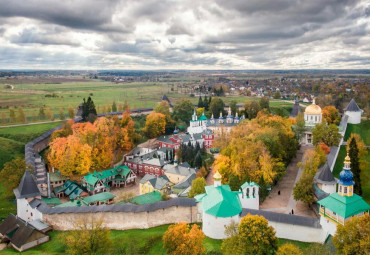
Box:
[338,153,354,197]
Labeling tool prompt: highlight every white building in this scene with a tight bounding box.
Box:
[303,99,322,144]
[344,99,362,124]
[195,171,259,239]
[187,110,207,135]
[314,162,337,194]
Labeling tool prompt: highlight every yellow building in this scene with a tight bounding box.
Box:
[139,174,172,195]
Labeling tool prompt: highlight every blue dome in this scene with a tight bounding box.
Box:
[338,169,355,186]
[227,114,233,118]
[174,129,178,134]
[234,116,239,119]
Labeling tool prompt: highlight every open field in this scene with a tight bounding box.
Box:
[0,224,323,254]
[333,146,370,203]
[343,120,370,145]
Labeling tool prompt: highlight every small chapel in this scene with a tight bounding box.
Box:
[318,154,369,237]
[303,98,322,144]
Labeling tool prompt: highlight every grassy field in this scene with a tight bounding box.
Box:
[343,120,370,145]
[0,183,16,220]
[333,146,370,203]
[0,224,323,254]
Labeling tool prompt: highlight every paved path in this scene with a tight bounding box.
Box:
[0,120,64,128]
[260,145,316,217]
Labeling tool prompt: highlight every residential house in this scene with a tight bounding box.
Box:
[125,155,166,177]
[54,181,88,199]
[81,165,136,195]
[49,172,69,189]
[163,162,197,184]
[139,174,172,195]
[82,192,115,206]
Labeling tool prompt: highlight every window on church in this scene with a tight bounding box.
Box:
[339,186,342,193]
[344,187,348,194]
[246,188,249,197]
[252,188,255,197]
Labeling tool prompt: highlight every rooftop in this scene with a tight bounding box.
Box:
[14,170,42,199]
[83,192,115,204]
[344,99,361,112]
[131,191,162,205]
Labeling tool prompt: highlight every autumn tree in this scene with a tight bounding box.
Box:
[45,108,54,121]
[59,107,65,120]
[209,97,225,117]
[48,135,92,178]
[155,100,176,133]
[1,112,7,124]
[277,243,303,255]
[221,214,278,255]
[244,100,260,119]
[273,90,281,99]
[9,107,16,123]
[322,105,340,125]
[17,107,26,123]
[64,217,112,255]
[0,158,29,197]
[229,100,238,115]
[112,101,117,112]
[68,105,75,119]
[143,112,166,138]
[228,173,241,191]
[163,222,205,255]
[312,122,341,146]
[188,177,206,198]
[333,214,370,255]
[172,99,194,123]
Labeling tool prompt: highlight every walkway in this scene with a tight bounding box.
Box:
[260,145,316,217]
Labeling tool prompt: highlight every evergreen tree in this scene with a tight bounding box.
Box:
[349,139,362,195]
[181,145,187,163]
[9,107,16,123]
[153,153,157,158]
[82,97,97,123]
[166,149,169,161]
[228,173,241,191]
[259,97,270,112]
[39,106,46,120]
[208,96,212,106]
[112,101,117,112]
[258,176,269,201]
[203,96,209,111]
[194,151,202,168]
[198,96,203,108]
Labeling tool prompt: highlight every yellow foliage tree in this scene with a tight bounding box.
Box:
[143,112,166,138]
[163,222,205,255]
[277,243,303,255]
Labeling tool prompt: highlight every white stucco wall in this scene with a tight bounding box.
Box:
[202,212,240,239]
[344,111,361,124]
[320,216,337,237]
[17,198,42,222]
[268,221,326,243]
[321,183,337,194]
[238,191,259,210]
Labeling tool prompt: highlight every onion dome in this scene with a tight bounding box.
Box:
[234,112,239,120]
[305,99,322,114]
[213,171,222,181]
[174,129,178,135]
[219,111,223,119]
[210,114,215,120]
[199,112,208,121]
[338,154,355,186]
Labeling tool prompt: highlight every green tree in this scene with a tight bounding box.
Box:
[258,175,269,201]
[59,108,65,120]
[259,97,270,112]
[188,177,206,198]
[39,106,46,120]
[112,101,117,112]
[244,100,260,119]
[172,99,194,123]
[17,107,26,123]
[349,138,362,195]
[198,96,203,108]
[9,107,16,123]
[332,214,370,255]
[82,96,97,123]
[228,173,241,191]
[68,105,75,119]
[155,100,175,134]
[273,91,281,99]
[209,97,225,117]
[312,122,341,146]
[64,218,112,255]
[229,100,238,116]
[1,112,7,124]
[294,112,306,142]
[194,151,202,168]
[277,243,303,255]
[203,95,209,111]
[221,214,278,255]
[0,158,29,197]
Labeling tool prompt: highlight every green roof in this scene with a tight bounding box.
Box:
[241,182,259,189]
[55,199,85,208]
[199,185,242,217]
[82,192,115,204]
[42,197,62,205]
[199,114,208,121]
[83,173,99,186]
[83,165,131,186]
[49,172,69,182]
[130,191,162,205]
[318,193,370,218]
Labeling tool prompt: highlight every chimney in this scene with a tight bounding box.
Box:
[47,172,51,198]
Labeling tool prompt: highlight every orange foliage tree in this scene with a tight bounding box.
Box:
[143,112,166,138]
[163,222,205,255]
[322,105,340,125]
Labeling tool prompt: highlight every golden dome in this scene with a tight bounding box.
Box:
[305,103,322,115]
[213,171,222,181]
[344,153,351,163]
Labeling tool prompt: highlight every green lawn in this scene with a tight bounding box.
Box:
[343,120,370,145]
[0,183,16,220]
[0,224,325,254]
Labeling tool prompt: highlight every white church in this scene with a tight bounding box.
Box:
[195,171,259,239]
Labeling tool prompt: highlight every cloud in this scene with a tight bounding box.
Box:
[0,0,368,69]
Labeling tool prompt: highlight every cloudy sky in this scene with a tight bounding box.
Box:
[0,0,369,69]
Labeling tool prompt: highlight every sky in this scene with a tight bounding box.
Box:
[0,0,369,70]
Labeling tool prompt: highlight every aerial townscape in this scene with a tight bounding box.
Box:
[0,1,369,255]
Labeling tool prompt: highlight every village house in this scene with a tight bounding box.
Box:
[54,180,88,199]
[81,165,136,195]
[125,155,166,177]
[82,192,115,206]
[163,161,197,184]
[49,172,69,189]
[139,174,172,195]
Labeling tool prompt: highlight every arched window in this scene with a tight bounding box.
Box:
[246,188,249,197]
[252,188,255,197]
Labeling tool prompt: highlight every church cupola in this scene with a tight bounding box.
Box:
[218,112,224,124]
[226,107,233,124]
[192,109,197,121]
[338,153,355,197]
[213,171,222,187]
[234,112,239,124]
[210,113,215,124]
[173,128,178,138]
